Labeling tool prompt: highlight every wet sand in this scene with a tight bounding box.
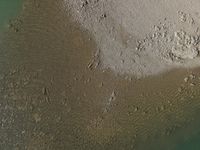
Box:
[1,0,200,149]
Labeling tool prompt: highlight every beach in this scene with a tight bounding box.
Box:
[67,0,200,78]
[1,0,200,149]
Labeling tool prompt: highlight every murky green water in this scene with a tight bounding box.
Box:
[149,106,200,150]
[176,134,200,150]
[0,0,22,32]
[176,135,200,150]
[1,0,200,150]
[174,110,200,150]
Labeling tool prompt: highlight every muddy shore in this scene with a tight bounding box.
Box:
[1,0,200,149]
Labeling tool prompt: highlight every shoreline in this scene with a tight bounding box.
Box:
[0,0,23,32]
[1,0,200,149]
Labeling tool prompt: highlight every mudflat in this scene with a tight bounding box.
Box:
[1,0,200,149]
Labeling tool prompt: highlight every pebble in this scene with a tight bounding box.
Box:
[99,82,104,87]
[154,25,160,31]
[42,87,48,95]
[190,83,195,86]
[189,74,195,79]
[184,77,189,82]
[134,107,139,112]
[110,91,116,102]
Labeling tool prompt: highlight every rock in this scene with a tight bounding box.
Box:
[134,107,139,112]
[190,83,195,86]
[99,82,104,87]
[189,74,195,79]
[184,77,189,82]
[42,87,48,95]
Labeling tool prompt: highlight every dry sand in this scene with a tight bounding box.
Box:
[66,0,200,78]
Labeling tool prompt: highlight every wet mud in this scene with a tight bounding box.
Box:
[1,0,200,149]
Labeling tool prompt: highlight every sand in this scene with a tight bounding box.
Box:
[65,0,200,78]
[2,0,200,149]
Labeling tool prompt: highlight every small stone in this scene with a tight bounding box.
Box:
[45,97,50,103]
[109,91,116,102]
[81,0,89,7]
[134,107,139,112]
[121,59,125,64]
[184,77,189,82]
[189,74,195,79]
[99,82,104,87]
[101,13,107,18]
[154,25,160,31]
[42,87,48,95]
[190,83,195,86]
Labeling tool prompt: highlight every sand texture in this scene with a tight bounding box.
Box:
[1,0,200,149]
[66,0,200,77]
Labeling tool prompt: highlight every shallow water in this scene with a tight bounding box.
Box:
[176,133,200,150]
[1,0,200,150]
[0,0,22,32]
